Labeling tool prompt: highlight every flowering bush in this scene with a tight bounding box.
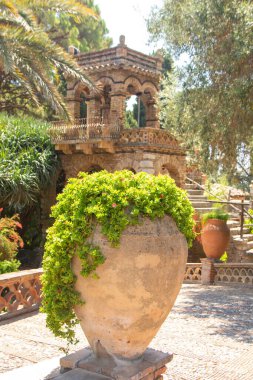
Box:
[0,208,23,273]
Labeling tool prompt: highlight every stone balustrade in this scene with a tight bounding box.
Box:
[1,263,252,322]
[50,117,121,143]
[184,263,202,282]
[214,263,253,285]
[50,120,185,156]
[184,262,253,285]
[0,269,42,321]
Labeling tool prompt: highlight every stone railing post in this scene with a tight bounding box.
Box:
[200,258,216,285]
[250,180,253,209]
[231,239,249,262]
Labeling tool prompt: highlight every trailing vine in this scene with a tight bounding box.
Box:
[41,170,195,345]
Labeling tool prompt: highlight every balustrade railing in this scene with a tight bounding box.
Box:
[214,263,253,285]
[184,262,253,285]
[50,117,121,143]
[0,269,42,321]
[184,263,202,282]
[1,263,252,322]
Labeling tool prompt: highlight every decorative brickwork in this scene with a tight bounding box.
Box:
[49,36,186,206]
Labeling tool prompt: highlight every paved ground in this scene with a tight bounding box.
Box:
[0,284,253,380]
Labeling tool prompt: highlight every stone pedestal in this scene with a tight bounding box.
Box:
[58,347,173,380]
[201,258,216,285]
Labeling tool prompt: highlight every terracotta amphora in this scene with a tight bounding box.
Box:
[201,219,230,259]
[72,215,187,361]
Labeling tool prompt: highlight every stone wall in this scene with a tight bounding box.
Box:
[60,151,186,187]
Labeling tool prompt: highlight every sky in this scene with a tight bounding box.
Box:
[95,0,164,54]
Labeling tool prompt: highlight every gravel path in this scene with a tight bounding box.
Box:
[1,284,252,379]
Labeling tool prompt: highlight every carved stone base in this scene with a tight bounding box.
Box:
[58,347,173,380]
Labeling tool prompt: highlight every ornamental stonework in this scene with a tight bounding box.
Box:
[50,36,186,187]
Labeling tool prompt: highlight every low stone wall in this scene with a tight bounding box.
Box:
[1,264,253,322]
[0,268,42,321]
[184,262,253,285]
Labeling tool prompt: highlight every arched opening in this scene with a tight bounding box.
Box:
[161,165,180,187]
[123,167,136,174]
[87,165,103,174]
[56,170,66,195]
[80,92,87,119]
[125,92,146,128]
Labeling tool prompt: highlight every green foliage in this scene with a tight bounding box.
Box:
[125,110,138,129]
[148,0,253,185]
[0,259,20,274]
[0,211,24,260]
[41,0,112,52]
[42,170,195,345]
[220,252,228,263]
[0,209,23,273]
[0,0,98,118]
[0,114,58,211]
[201,209,229,224]
[245,209,253,234]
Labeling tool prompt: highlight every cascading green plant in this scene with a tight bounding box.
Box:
[41,170,195,345]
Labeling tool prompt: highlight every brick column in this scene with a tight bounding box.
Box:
[87,97,101,121]
[146,99,159,129]
[110,91,126,130]
[201,258,216,285]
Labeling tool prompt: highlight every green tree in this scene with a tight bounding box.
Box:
[40,0,112,52]
[148,0,253,185]
[0,0,98,118]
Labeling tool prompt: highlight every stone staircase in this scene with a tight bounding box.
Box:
[185,181,253,262]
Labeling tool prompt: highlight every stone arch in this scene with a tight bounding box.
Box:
[114,157,139,173]
[142,81,158,97]
[87,165,104,174]
[122,167,136,174]
[160,164,181,186]
[124,76,143,94]
[96,76,115,86]
[71,84,90,119]
[56,169,66,195]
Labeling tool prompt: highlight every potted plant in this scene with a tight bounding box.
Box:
[42,170,195,359]
[201,208,230,260]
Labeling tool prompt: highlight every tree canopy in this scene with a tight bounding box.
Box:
[40,0,112,52]
[0,0,110,118]
[148,0,253,185]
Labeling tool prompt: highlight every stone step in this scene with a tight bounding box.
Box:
[227,220,240,228]
[229,227,250,236]
[190,201,212,208]
[184,183,202,190]
[246,241,253,249]
[232,233,253,242]
[194,207,214,214]
[187,189,204,196]
[187,195,208,201]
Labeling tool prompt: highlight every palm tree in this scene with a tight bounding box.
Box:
[0,0,97,119]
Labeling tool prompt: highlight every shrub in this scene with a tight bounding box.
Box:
[0,113,58,211]
[0,209,23,273]
[201,209,229,225]
[0,259,20,274]
[42,170,195,346]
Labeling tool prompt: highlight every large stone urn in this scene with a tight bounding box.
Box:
[72,215,188,361]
